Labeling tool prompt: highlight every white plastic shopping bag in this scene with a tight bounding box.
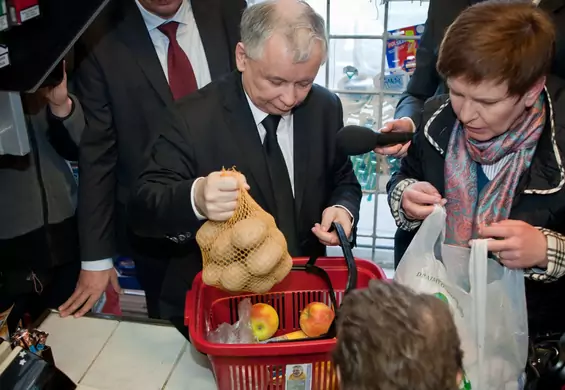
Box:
[394,206,529,390]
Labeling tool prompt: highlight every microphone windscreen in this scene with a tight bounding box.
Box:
[336,125,378,156]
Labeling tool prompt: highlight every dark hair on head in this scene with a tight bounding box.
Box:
[437,1,555,96]
[333,280,463,390]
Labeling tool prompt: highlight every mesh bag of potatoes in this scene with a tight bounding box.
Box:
[196,170,293,294]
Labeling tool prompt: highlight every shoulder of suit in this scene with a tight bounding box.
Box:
[78,0,130,50]
[310,84,341,105]
[174,78,225,113]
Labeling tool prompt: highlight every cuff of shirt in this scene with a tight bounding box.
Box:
[525,228,565,282]
[191,177,207,221]
[400,116,416,133]
[81,258,114,271]
[332,205,355,225]
[388,178,421,231]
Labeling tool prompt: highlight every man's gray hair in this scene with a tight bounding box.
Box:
[240,0,328,64]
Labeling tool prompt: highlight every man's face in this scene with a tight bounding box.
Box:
[138,0,183,18]
[448,76,543,142]
[236,34,324,115]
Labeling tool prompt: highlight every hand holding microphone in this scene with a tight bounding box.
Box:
[373,118,414,158]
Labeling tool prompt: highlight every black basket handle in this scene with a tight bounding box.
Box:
[304,222,358,293]
[265,222,358,343]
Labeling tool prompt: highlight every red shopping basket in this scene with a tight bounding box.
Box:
[185,223,386,390]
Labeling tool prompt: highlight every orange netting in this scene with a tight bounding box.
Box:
[196,169,292,294]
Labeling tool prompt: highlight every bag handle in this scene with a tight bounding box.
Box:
[403,205,446,259]
[305,222,358,294]
[469,239,489,385]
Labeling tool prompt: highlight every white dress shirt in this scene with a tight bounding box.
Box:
[83,0,211,271]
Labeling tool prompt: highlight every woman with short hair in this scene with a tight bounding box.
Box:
[388,1,565,336]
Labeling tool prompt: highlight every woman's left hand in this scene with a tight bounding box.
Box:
[479,220,548,269]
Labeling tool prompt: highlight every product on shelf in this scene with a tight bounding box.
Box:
[7,0,40,26]
[0,0,8,31]
[0,44,8,69]
[386,24,425,73]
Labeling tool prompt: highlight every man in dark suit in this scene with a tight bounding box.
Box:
[128,0,362,330]
[375,0,565,158]
[61,0,246,319]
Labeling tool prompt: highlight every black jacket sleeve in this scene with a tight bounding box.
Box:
[128,108,202,238]
[74,51,119,262]
[329,96,362,225]
[45,95,84,162]
[394,0,442,129]
[387,123,426,194]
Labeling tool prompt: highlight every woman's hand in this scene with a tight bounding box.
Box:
[43,67,72,118]
[401,181,446,220]
[479,220,548,269]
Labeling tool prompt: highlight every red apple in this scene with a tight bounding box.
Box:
[299,302,335,337]
[250,303,279,341]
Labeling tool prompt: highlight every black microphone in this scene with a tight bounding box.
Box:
[336,125,413,156]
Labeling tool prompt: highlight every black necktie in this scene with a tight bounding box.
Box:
[262,115,300,255]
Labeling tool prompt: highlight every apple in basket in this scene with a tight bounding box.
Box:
[250,303,279,341]
[299,302,334,337]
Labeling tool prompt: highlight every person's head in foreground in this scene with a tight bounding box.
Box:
[437,1,554,143]
[333,280,463,390]
[235,0,327,115]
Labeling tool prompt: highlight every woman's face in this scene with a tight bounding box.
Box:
[447,76,543,142]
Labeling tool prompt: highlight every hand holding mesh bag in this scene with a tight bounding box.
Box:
[196,169,293,294]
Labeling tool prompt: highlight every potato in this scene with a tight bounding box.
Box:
[249,276,276,294]
[202,262,222,286]
[263,213,276,227]
[231,217,268,250]
[210,229,235,262]
[196,221,223,250]
[245,235,284,276]
[272,253,293,283]
[219,262,250,292]
[270,228,288,251]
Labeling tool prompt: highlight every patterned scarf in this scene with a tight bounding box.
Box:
[444,95,546,246]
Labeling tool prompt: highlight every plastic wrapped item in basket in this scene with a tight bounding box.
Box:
[196,169,292,294]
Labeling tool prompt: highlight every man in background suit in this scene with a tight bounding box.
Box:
[61,0,246,319]
[128,0,362,331]
[374,0,565,158]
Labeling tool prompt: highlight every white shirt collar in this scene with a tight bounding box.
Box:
[245,92,269,126]
[134,0,191,31]
[242,81,292,126]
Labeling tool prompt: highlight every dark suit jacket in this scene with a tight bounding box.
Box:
[73,0,246,262]
[128,71,362,321]
[395,0,565,129]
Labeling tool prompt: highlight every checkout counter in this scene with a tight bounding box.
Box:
[36,310,217,390]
